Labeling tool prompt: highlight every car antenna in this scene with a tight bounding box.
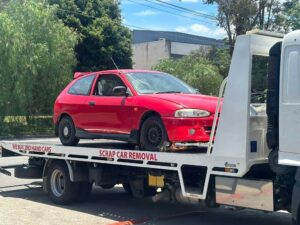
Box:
[110,56,121,73]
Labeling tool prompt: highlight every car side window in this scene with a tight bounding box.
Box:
[68,75,95,95]
[94,74,126,96]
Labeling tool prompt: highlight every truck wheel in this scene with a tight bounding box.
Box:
[15,165,43,179]
[47,161,79,205]
[58,116,79,146]
[77,181,93,202]
[140,116,167,151]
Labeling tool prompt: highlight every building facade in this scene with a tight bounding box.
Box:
[132,30,224,70]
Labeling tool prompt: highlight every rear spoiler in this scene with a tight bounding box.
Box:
[73,72,91,79]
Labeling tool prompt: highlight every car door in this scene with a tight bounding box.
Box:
[84,73,134,135]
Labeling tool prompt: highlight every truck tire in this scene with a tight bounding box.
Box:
[15,165,43,179]
[46,161,79,205]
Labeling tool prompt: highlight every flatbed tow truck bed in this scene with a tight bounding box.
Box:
[0,138,225,200]
[0,136,274,212]
[0,158,291,225]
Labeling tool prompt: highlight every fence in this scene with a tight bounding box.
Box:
[0,115,54,138]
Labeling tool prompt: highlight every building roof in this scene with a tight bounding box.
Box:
[132,30,225,47]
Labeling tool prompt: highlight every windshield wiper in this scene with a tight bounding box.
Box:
[154,91,182,94]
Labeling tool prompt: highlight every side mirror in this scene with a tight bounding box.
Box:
[112,86,127,96]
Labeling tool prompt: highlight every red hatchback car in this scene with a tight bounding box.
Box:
[53,70,219,151]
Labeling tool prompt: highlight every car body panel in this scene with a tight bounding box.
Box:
[84,95,134,134]
[162,116,214,142]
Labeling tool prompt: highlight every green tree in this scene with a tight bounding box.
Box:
[280,0,300,31]
[204,0,283,54]
[208,47,231,78]
[0,0,77,120]
[153,49,224,96]
[48,0,132,71]
[251,55,269,103]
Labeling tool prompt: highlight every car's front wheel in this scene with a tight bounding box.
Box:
[58,116,79,146]
[140,116,168,151]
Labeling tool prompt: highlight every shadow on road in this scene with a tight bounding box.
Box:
[0,182,292,225]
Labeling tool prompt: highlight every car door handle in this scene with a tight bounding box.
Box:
[89,101,95,106]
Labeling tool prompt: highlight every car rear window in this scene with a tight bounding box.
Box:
[68,75,95,95]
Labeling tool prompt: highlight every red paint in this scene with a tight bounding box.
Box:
[12,144,52,153]
[53,69,221,146]
[99,150,158,161]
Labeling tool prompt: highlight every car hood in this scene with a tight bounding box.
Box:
[146,93,222,113]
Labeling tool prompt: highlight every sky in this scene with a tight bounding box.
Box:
[120,0,226,39]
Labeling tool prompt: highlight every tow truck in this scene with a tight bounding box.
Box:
[1,29,300,224]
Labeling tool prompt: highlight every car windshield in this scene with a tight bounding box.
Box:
[126,72,198,94]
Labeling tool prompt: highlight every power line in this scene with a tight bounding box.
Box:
[127,0,212,25]
[151,0,217,20]
[125,0,264,32]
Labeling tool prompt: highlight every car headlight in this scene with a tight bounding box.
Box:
[174,109,211,118]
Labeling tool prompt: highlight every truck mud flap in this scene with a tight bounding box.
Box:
[15,165,43,179]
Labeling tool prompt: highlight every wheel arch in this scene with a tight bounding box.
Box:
[139,110,161,131]
[129,110,162,144]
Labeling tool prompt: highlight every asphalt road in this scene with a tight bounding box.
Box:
[0,139,293,225]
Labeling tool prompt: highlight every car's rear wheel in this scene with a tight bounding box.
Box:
[58,116,79,146]
[140,116,167,151]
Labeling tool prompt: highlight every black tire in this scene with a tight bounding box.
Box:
[46,161,79,205]
[122,183,132,195]
[100,184,115,189]
[140,116,168,151]
[15,165,43,179]
[58,116,79,146]
[77,181,93,202]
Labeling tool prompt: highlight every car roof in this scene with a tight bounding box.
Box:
[73,69,163,79]
[98,69,163,74]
